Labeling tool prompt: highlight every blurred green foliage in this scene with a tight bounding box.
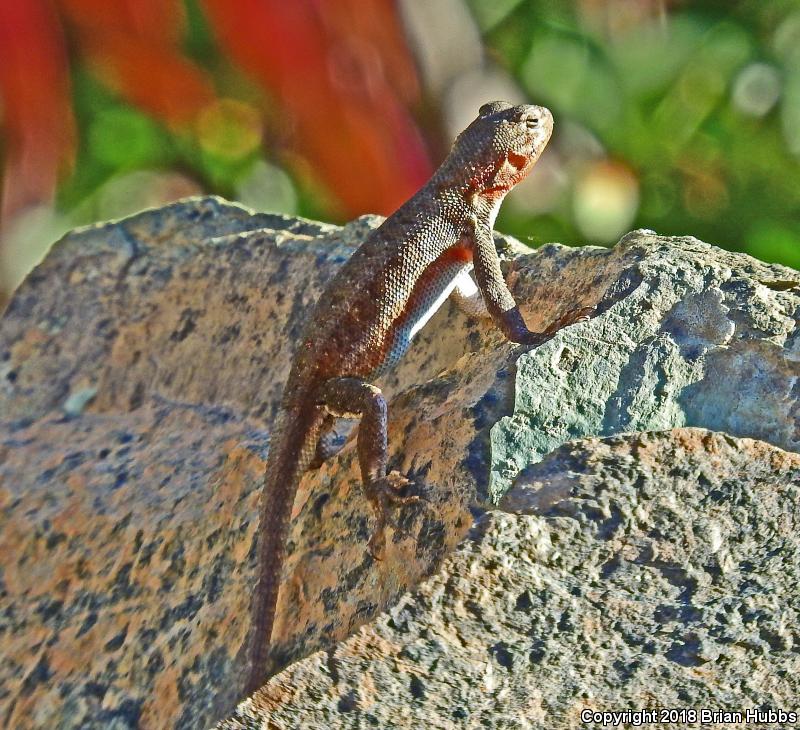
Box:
[61,71,265,222]
[37,1,800,272]
[470,0,800,268]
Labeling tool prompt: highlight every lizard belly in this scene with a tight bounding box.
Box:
[371,258,472,378]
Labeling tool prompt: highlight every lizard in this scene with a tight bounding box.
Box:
[245,100,591,694]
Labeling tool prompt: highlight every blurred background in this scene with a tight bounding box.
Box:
[1,0,799,309]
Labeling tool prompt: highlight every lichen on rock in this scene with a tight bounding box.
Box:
[490,230,799,500]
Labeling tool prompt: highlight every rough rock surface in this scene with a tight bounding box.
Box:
[220,429,800,729]
[0,197,344,425]
[490,233,800,499]
[0,401,267,728]
[1,197,797,728]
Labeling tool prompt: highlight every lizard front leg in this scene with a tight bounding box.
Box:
[317,377,417,558]
[450,269,491,319]
[469,218,592,344]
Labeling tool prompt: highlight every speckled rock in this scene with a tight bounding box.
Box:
[490,231,800,499]
[0,198,531,729]
[0,400,268,729]
[0,197,345,425]
[219,429,800,729]
[269,226,798,687]
[1,198,798,728]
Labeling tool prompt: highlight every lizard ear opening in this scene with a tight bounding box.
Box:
[507,152,529,170]
[479,100,513,117]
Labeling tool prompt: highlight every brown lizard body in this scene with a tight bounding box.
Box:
[245,101,590,694]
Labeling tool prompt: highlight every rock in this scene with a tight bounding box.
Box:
[0,197,797,727]
[490,232,799,499]
[219,429,800,729]
[0,401,268,728]
[0,196,529,427]
[0,197,346,425]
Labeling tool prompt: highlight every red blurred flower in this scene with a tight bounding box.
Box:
[202,0,432,216]
[0,0,75,224]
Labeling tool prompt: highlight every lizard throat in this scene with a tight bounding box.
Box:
[482,184,512,196]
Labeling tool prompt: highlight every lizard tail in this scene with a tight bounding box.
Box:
[245,397,326,696]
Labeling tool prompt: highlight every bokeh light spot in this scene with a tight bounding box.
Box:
[773,11,800,65]
[732,63,781,117]
[236,160,298,215]
[573,160,639,242]
[94,170,201,221]
[0,206,71,294]
[196,99,262,160]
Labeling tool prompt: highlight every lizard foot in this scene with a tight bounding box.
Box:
[520,305,595,346]
[365,471,420,560]
[366,470,416,505]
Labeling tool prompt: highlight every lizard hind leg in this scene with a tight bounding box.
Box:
[317,377,419,559]
[307,414,344,470]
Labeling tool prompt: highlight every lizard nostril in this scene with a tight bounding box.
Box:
[525,118,539,127]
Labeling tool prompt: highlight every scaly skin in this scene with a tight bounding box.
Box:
[245,101,591,694]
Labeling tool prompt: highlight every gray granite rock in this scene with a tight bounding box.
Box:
[0,196,346,425]
[490,232,799,499]
[220,429,800,729]
[1,197,797,728]
[0,400,268,729]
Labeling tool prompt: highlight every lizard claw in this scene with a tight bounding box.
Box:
[519,305,595,346]
[365,471,420,560]
[365,470,416,506]
[541,305,595,335]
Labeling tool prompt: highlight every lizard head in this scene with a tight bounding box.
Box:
[444,101,553,197]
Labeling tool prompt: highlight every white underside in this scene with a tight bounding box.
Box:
[406,266,470,340]
[372,200,504,377]
[373,260,473,377]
